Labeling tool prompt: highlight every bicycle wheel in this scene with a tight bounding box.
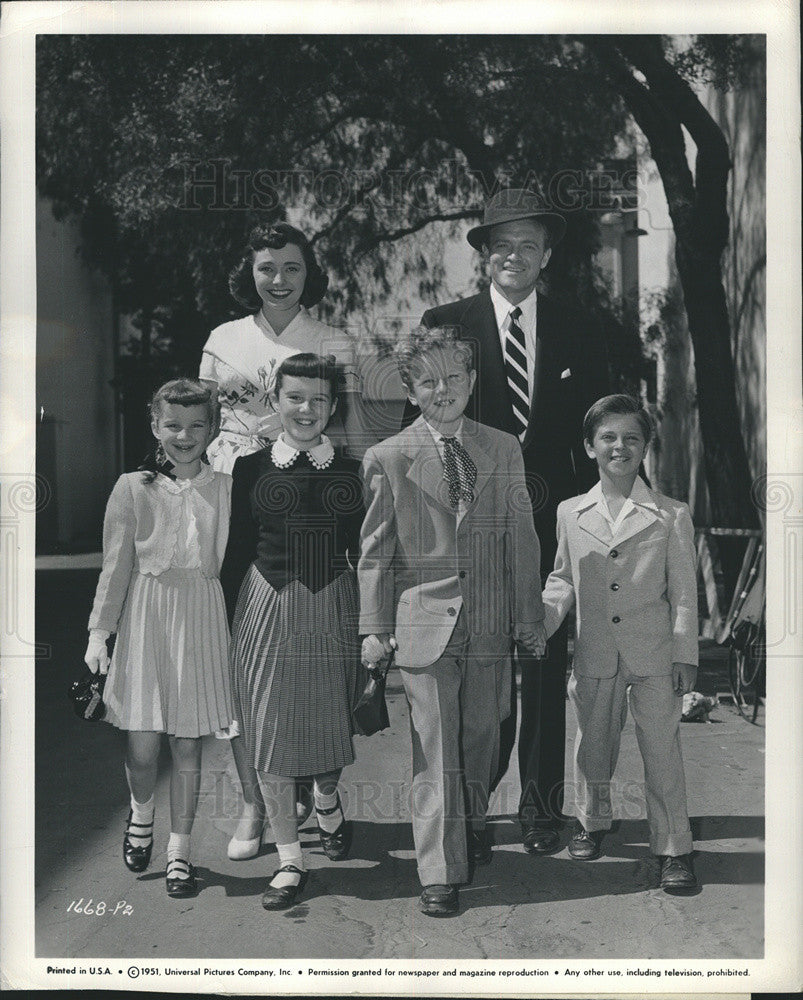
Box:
[728,644,762,723]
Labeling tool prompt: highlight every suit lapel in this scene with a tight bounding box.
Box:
[575,491,662,547]
[576,505,613,545]
[611,503,661,545]
[460,418,496,507]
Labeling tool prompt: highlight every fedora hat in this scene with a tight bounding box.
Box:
[467,188,566,250]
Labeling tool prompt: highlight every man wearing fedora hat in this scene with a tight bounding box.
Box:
[417,188,609,857]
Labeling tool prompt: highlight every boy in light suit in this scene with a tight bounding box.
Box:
[542,394,699,892]
[358,326,546,917]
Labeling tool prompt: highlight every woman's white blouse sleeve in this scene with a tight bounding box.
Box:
[199,350,219,382]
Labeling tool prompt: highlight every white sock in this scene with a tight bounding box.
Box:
[314,786,342,834]
[128,794,154,848]
[167,832,191,878]
[271,841,304,889]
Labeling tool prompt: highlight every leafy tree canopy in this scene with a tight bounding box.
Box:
[37,33,764,563]
[37,34,638,348]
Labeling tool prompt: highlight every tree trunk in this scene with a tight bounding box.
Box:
[674,248,759,528]
[674,245,760,592]
[591,37,761,595]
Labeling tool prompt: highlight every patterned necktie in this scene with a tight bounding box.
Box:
[441,437,477,509]
[504,306,530,441]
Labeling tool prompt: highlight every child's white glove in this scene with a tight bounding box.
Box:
[84,631,111,675]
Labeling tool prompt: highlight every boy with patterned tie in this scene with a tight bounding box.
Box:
[358,326,545,916]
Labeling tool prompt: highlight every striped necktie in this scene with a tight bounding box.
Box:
[504,306,529,441]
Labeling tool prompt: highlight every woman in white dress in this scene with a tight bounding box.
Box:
[200,222,358,859]
[200,222,359,472]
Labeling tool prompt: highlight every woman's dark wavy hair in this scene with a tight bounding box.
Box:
[139,378,220,483]
[273,352,341,403]
[228,222,329,312]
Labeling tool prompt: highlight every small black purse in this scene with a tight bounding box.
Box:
[68,668,107,722]
[352,665,390,737]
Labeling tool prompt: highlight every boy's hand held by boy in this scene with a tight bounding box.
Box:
[672,662,697,696]
[515,622,547,658]
[84,634,110,675]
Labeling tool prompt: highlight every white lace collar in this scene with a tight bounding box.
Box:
[154,463,215,494]
[271,433,335,470]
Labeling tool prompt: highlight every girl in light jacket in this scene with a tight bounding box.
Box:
[84,378,235,900]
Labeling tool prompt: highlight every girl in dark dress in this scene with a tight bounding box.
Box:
[221,353,365,910]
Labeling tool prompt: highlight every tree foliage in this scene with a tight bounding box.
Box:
[37,35,628,343]
[37,33,764,582]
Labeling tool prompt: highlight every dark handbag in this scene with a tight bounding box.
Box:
[68,668,107,722]
[352,665,390,736]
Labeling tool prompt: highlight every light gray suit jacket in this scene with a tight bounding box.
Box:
[542,478,698,677]
[358,417,544,668]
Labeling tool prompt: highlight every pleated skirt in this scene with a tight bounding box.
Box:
[230,564,364,776]
[103,569,235,738]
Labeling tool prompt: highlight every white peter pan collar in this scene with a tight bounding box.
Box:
[271,433,335,470]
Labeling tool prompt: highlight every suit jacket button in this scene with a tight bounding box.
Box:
[448,606,457,616]
[610,549,619,558]
[612,616,621,624]
[459,571,466,579]
[610,582,619,591]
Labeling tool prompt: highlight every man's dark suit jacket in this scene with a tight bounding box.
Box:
[419,289,609,571]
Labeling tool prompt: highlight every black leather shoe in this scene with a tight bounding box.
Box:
[568,822,603,860]
[261,865,309,910]
[522,825,561,855]
[316,794,353,861]
[660,854,698,893]
[468,828,493,866]
[123,809,153,873]
[165,858,197,898]
[419,884,459,917]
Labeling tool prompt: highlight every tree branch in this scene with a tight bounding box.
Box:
[613,36,731,252]
[584,37,698,244]
[616,37,730,162]
[354,209,480,259]
[309,131,428,246]
[389,37,501,181]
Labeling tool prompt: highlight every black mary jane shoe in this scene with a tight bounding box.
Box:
[316,795,353,861]
[123,809,154,873]
[165,858,198,899]
[261,864,309,910]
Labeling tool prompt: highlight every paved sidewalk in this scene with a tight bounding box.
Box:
[34,570,763,960]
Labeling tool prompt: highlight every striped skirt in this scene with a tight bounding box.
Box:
[230,564,364,777]
[103,569,235,738]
